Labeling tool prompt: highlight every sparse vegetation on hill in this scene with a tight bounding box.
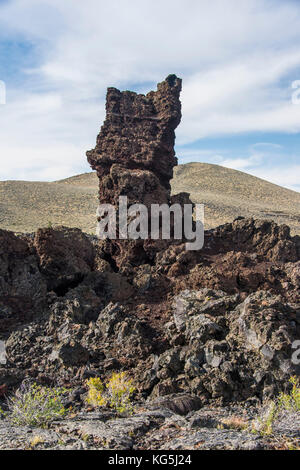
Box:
[0,163,299,235]
[173,163,300,235]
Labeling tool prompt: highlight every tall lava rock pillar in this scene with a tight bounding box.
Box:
[87,75,187,269]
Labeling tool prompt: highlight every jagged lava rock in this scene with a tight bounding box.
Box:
[33,226,95,292]
[87,75,190,268]
[0,230,47,334]
[87,74,182,200]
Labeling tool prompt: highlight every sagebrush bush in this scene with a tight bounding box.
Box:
[6,381,68,427]
[278,376,300,412]
[86,372,135,414]
[86,377,106,407]
[253,376,300,436]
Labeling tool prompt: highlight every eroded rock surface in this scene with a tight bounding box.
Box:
[0,224,299,406]
[87,74,181,200]
[86,75,194,269]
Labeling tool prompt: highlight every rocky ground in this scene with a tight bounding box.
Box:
[1,398,299,450]
[1,220,299,398]
[0,219,299,450]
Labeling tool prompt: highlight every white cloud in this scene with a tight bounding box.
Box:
[177,149,226,164]
[178,50,300,143]
[220,156,261,171]
[0,144,88,181]
[247,165,300,192]
[198,142,300,191]
[0,0,300,184]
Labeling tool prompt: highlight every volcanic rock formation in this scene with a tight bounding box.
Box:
[87,75,193,269]
[0,76,300,418]
[87,74,182,202]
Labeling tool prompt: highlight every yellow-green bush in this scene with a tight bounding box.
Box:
[253,376,300,436]
[86,377,107,407]
[278,376,300,412]
[86,372,135,414]
[6,381,68,427]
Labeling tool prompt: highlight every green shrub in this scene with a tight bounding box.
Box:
[255,401,278,436]
[86,372,135,414]
[6,381,68,427]
[86,377,106,407]
[278,376,300,412]
[253,376,300,436]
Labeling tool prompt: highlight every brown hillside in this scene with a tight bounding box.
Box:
[0,163,299,235]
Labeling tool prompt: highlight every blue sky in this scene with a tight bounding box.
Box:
[0,0,299,191]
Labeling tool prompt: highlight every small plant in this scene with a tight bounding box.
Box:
[222,415,248,431]
[81,433,91,442]
[29,435,45,448]
[287,442,300,451]
[255,401,278,436]
[47,221,53,229]
[6,380,68,428]
[86,377,107,407]
[253,376,300,436]
[278,376,300,412]
[86,372,136,414]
